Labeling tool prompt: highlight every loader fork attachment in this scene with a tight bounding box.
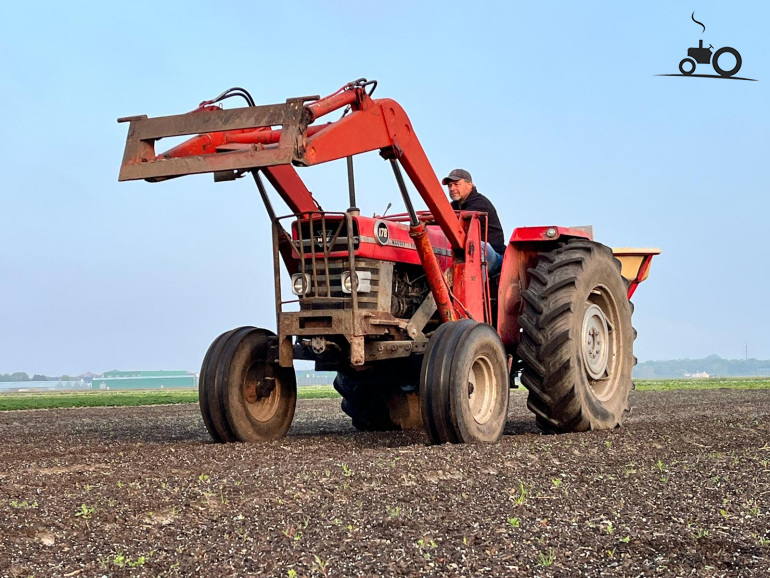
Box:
[117,98,315,182]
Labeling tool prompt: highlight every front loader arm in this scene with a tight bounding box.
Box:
[299,97,465,251]
[117,81,466,251]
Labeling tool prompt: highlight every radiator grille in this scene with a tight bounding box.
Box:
[298,258,381,310]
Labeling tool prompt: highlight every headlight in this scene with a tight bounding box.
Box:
[342,273,353,293]
[340,271,372,294]
[291,273,311,295]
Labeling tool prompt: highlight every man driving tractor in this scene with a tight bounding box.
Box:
[443,168,505,276]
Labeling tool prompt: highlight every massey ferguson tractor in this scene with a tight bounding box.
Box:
[118,79,658,444]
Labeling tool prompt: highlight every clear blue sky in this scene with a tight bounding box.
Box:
[1,1,767,375]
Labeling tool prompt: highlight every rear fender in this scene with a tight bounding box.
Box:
[497,226,592,351]
[496,226,660,351]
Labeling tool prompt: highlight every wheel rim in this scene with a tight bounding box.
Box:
[242,363,281,422]
[467,354,496,424]
[582,304,609,380]
[581,285,620,400]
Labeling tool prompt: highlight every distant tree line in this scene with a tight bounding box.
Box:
[634,354,770,379]
[0,372,50,382]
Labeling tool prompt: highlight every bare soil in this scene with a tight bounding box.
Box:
[1,389,768,577]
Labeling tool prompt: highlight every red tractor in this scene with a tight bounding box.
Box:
[118,79,658,444]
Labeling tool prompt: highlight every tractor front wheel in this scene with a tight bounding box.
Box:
[420,320,509,444]
[517,239,634,434]
[199,327,297,442]
[679,57,696,75]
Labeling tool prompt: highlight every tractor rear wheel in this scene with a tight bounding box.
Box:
[420,320,509,444]
[334,359,423,431]
[712,46,742,77]
[517,239,634,434]
[199,327,296,442]
[334,373,400,431]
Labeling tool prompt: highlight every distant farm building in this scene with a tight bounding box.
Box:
[91,370,197,390]
[1,370,338,392]
[684,371,710,379]
[91,370,336,389]
[0,379,88,392]
[296,371,335,386]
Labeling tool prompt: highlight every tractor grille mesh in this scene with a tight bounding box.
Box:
[298,258,381,310]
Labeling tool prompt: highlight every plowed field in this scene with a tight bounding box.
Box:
[1,389,768,577]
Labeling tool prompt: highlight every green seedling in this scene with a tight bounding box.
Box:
[75,504,95,520]
[113,552,126,568]
[282,525,302,541]
[507,517,520,528]
[512,481,528,506]
[312,554,329,576]
[10,500,38,509]
[416,538,437,550]
[113,552,149,568]
[538,548,556,567]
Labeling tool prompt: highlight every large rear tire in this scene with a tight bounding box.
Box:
[712,46,741,77]
[420,320,509,444]
[334,358,423,431]
[333,373,400,431]
[517,239,634,433]
[199,327,296,442]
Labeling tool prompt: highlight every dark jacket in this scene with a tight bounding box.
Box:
[450,188,506,254]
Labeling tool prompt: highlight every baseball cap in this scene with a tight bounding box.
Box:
[441,168,472,185]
